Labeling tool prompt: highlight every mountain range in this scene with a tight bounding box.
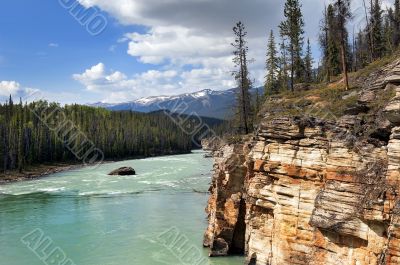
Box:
[90,87,263,120]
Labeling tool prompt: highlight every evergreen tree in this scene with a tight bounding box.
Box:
[265,30,279,95]
[279,0,305,92]
[0,98,225,173]
[370,0,384,59]
[355,30,369,70]
[393,0,400,47]
[327,6,341,77]
[232,21,253,134]
[335,0,351,90]
[277,39,290,91]
[319,5,330,82]
[384,10,394,54]
[320,4,341,80]
[254,87,262,115]
[304,38,313,83]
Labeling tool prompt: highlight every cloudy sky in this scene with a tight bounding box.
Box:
[0,0,394,104]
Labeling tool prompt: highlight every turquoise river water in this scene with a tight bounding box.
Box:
[0,151,244,265]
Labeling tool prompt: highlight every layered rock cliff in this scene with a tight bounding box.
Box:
[203,57,400,264]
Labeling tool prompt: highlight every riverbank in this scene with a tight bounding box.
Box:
[0,150,194,185]
[0,163,82,184]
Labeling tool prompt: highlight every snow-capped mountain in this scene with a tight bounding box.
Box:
[90,89,238,119]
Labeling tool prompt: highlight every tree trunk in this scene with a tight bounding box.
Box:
[338,0,350,91]
[340,32,350,90]
[239,36,249,134]
[290,45,294,92]
[325,26,331,82]
[363,0,374,61]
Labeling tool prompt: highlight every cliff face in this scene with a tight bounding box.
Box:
[204,58,400,265]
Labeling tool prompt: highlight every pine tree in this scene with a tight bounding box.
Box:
[265,30,279,95]
[304,38,313,83]
[17,99,24,172]
[0,97,221,173]
[279,0,305,92]
[277,39,289,91]
[254,87,262,115]
[318,4,343,80]
[319,5,330,82]
[232,21,253,134]
[370,0,384,59]
[393,0,400,47]
[384,10,394,54]
[335,0,351,90]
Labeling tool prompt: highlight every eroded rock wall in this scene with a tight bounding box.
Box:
[204,59,400,265]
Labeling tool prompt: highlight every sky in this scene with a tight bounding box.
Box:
[0,0,395,104]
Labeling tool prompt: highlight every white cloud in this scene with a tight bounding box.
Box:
[73,63,236,103]
[0,81,21,96]
[75,0,397,102]
[49,43,59,48]
[0,81,41,102]
[73,63,128,91]
[70,0,300,99]
[125,26,232,65]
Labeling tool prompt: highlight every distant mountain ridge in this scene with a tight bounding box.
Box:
[90,87,263,120]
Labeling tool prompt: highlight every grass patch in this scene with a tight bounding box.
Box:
[261,81,361,121]
[352,52,399,79]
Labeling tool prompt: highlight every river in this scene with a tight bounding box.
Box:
[0,151,244,265]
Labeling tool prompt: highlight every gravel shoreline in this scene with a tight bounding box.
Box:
[0,164,83,185]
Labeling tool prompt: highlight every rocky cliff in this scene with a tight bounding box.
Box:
[203,57,400,264]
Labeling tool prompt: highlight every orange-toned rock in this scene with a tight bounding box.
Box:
[253,159,264,172]
[203,115,400,264]
[203,58,400,264]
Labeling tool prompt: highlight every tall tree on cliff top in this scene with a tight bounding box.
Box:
[392,0,400,47]
[384,9,394,54]
[370,0,384,59]
[232,21,253,134]
[279,0,305,92]
[327,4,341,77]
[319,5,330,82]
[335,0,352,90]
[277,39,290,91]
[265,30,279,95]
[319,4,341,82]
[304,38,314,83]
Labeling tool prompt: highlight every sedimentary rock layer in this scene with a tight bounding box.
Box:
[204,58,400,265]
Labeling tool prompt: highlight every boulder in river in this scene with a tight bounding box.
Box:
[108,167,136,176]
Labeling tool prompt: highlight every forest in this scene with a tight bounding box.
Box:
[232,0,400,134]
[0,98,224,172]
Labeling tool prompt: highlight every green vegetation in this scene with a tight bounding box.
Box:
[260,83,358,120]
[264,30,279,95]
[232,21,253,134]
[279,0,305,92]
[0,99,224,173]
[229,0,400,135]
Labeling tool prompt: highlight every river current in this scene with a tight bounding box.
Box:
[0,151,244,265]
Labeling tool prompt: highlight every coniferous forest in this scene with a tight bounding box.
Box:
[233,0,400,134]
[0,98,223,173]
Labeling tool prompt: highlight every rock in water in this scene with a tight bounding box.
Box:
[108,167,136,176]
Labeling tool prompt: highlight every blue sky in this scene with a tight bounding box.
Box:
[0,0,391,104]
[0,0,154,103]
